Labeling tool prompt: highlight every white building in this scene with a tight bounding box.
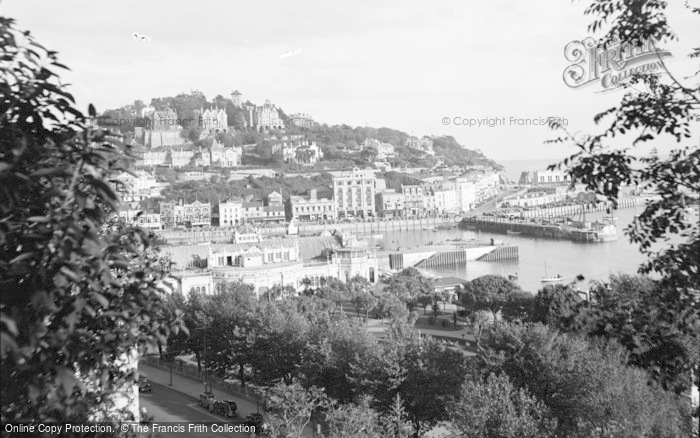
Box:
[115,170,159,202]
[376,143,395,160]
[290,189,335,220]
[117,206,163,230]
[208,233,379,297]
[533,169,570,184]
[219,199,243,227]
[376,189,405,218]
[454,178,477,212]
[169,149,196,168]
[433,187,458,213]
[241,201,286,223]
[135,149,168,167]
[160,200,211,228]
[283,141,322,164]
[331,168,378,219]
[170,270,214,295]
[289,113,314,128]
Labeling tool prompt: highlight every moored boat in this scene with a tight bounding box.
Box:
[540,261,563,284]
[541,275,564,284]
[506,229,522,235]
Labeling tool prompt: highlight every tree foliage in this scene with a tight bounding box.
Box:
[447,373,557,438]
[547,0,700,353]
[0,18,183,427]
[479,324,694,437]
[460,275,521,322]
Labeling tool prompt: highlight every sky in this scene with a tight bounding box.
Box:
[3,0,699,161]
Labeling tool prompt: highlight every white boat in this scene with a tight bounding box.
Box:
[540,261,564,284]
[541,275,564,284]
[506,229,523,235]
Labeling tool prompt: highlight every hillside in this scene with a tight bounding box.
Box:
[99,92,503,171]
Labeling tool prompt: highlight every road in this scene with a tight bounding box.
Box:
[139,381,251,437]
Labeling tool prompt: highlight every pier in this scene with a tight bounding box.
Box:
[462,197,645,241]
[516,197,643,219]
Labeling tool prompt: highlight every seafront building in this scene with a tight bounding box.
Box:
[163,229,379,297]
[290,189,335,221]
[331,168,378,219]
[219,198,243,227]
[159,200,211,228]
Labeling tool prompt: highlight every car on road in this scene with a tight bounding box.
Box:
[137,376,151,393]
[199,393,238,418]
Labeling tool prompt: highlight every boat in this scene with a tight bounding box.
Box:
[506,229,523,235]
[540,261,564,284]
[561,206,618,242]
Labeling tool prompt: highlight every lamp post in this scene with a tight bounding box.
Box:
[168,360,173,386]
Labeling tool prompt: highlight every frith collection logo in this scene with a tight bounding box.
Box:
[563,37,671,89]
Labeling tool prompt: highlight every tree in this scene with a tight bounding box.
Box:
[347,275,377,320]
[233,112,247,131]
[580,274,700,395]
[460,275,521,323]
[399,338,471,436]
[200,282,257,385]
[479,324,694,437]
[382,268,435,305]
[447,373,557,438]
[548,0,700,398]
[323,396,384,438]
[250,303,311,385]
[316,278,348,318]
[373,293,410,322]
[529,284,586,330]
[379,395,412,438]
[264,382,329,438]
[1,18,184,426]
[300,317,382,403]
[501,291,535,323]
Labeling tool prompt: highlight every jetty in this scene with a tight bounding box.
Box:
[388,240,518,270]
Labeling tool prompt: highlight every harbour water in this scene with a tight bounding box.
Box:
[377,207,650,293]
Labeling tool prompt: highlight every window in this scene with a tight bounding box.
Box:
[268,253,273,262]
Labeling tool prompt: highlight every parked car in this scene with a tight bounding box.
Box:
[137,376,151,393]
[245,413,270,437]
[199,392,216,410]
[199,393,237,418]
[212,400,237,418]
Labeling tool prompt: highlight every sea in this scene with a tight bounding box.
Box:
[376,206,651,294]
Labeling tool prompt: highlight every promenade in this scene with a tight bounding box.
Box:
[139,360,316,437]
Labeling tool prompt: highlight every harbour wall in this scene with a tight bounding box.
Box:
[155,217,444,244]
